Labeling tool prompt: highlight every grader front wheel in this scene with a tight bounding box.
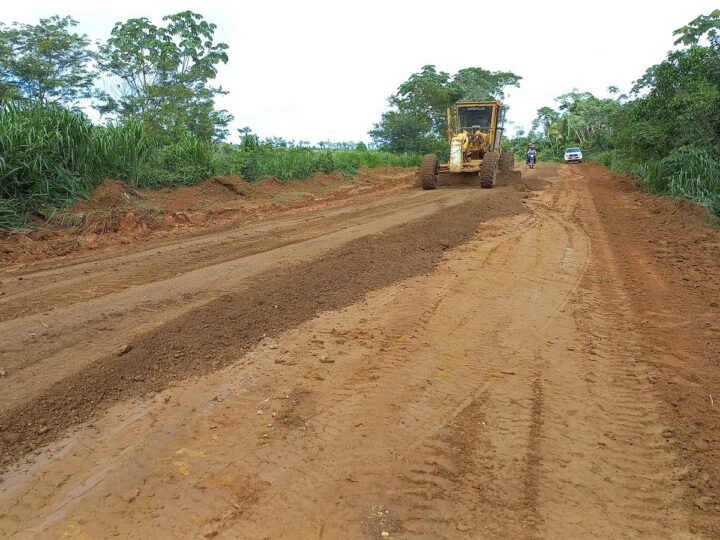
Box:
[420,154,439,190]
[479,151,498,188]
[499,151,515,172]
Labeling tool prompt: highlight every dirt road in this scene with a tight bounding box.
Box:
[1,164,719,538]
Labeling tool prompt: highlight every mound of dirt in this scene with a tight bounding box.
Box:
[636,191,714,228]
[151,176,252,214]
[54,180,160,239]
[0,167,420,267]
[81,209,160,236]
[305,171,345,186]
[71,180,142,212]
[496,170,522,187]
[207,175,251,196]
[253,176,285,194]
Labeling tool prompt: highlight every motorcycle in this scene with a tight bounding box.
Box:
[527,154,536,169]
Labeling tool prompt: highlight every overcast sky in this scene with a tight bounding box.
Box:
[4,0,718,143]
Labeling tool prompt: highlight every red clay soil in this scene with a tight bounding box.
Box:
[3,163,720,537]
[0,185,528,471]
[0,167,418,267]
[582,163,720,535]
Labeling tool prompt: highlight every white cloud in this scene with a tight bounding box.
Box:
[4,0,718,142]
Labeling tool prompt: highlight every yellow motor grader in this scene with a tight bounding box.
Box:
[420,101,515,189]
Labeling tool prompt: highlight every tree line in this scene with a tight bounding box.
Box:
[3,8,717,227]
[0,11,419,229]
[507,9,720,214]
[0,12,231,141]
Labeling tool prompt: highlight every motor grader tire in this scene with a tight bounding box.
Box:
[499,151,515,172]
[479,151,498,188]
[420,154,439,190]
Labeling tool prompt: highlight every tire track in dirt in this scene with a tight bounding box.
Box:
[373,194,578,539]
[0,191,444,322]
[367,167,691,539]
[0,187,529,470]
[581,163,720,536]
[0,164,705,538]
[0,189,477,413]
[530,165,689,538]
[524,374,544,535]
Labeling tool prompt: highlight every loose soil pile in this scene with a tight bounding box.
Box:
[0,167,418,267]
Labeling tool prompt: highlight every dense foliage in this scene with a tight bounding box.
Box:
[508,9,720,214]
[504,91,621,162]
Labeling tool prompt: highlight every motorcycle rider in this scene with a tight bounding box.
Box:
[526,144,538,167]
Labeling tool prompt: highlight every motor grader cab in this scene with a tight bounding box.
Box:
[420,101,516,189]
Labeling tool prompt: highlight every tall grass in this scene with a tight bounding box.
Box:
[212,146,419,182]
[93,121,157,185]
[592,146,720,216]
[0,103,96,218]
[645,146,720,215]
[331,150,419,172]
[0,103,421,229]
[0,104,163,222]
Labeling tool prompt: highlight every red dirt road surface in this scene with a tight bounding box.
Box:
[1,163,720,538]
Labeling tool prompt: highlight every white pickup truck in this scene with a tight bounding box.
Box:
[564,147,583,163]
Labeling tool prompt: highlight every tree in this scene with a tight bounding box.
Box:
[453,67,521,102]
[237,127,259,149]
[619,44,720,161]
[518,90,621,160]
[674,9,720,47]
[553,91,619,151]
[369,109,438,154]
[389,65,459,135]
[532,106,559,134]
[532,106,562,155]
[0,16,96,106]
[370,64,521,154]
[96,11,232,141]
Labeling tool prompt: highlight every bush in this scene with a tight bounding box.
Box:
[147,135,214,186]
[211,144,250,177]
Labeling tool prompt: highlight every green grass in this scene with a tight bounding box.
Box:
[592,147,720,217]
[0,103,420,230]
[0,102,96,220]
[212,146,419,183]
[644,146,720,215]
